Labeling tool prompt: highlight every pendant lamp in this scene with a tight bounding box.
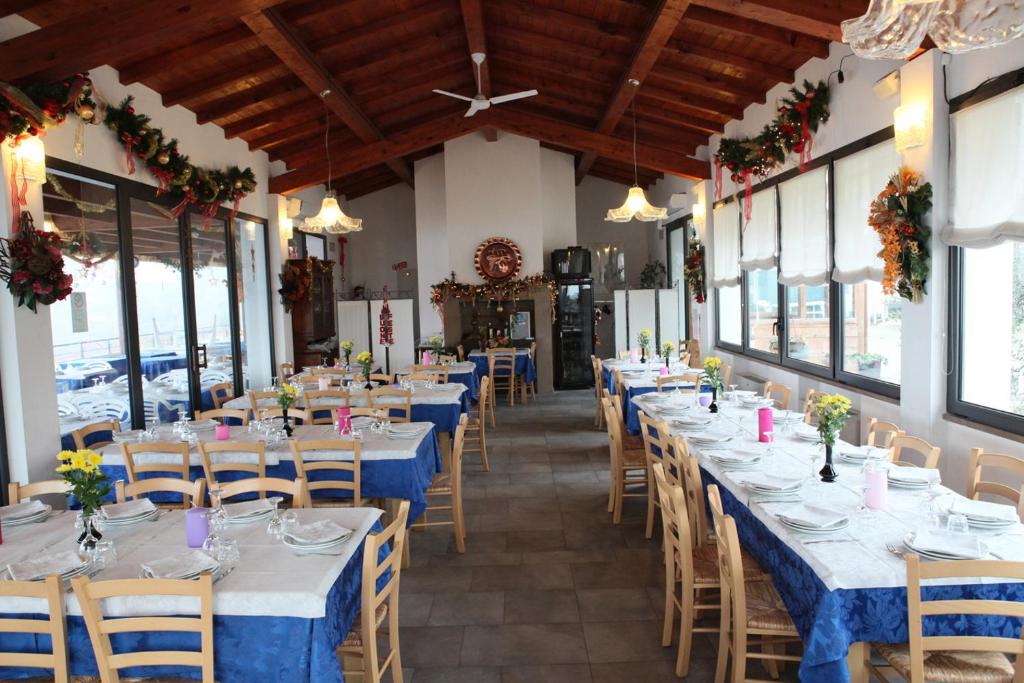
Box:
[606,90,667,223]
[301,90,362,234]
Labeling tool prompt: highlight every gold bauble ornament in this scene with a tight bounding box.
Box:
[77,103,95,121]
[233,180,243,189]
[156,151,170,165]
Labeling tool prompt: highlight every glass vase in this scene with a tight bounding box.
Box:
[819,443,838,483]
[77,510,103,556]
[709,387,719,414]
[281,407,294,437]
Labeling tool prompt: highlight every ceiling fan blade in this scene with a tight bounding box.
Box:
[433,89,475,102]
[464,107,478,118]
[488,89,538,105]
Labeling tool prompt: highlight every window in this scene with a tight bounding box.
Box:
[841,281,901,384]
[713,201,742,349]
[747,268,779,354]
[786,284,830,366]
[717,285,742,347]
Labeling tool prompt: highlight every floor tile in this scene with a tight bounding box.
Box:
[503,589,580,624]
[460,623,589,666]
[428,591,505,626]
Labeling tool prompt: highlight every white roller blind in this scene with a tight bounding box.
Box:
[946,84,1024,247]
[711,201,740,287]
[779,166,829,286]
[833,139,900,283]
[740,189,778,271]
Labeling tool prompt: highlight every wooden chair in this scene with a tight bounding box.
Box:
[0,575,68,683]
[410,415,468,553]
[721,361,733,389]
[762,381,792,411]
[370,387,412,423]
[339,500,411,683]
[279,361,294,380]
[437,353,458,364]
[639,411,671,539]
[488,349,517,406]
[866,555,1024,683]
[708,484,802,683]
[196,407,249,426]
[657,373,701,394]
[219,476,309,508]
[119,441,191,510]
[290,439,361,507]
[248,389,277,415]
[524,341,538,401]
[602,397,648,524]
[456,343,465,361]
[866,418,903,448]
[610,368,626,403]
[368,372,393,385]
[208,382,233,409]
[482,372,497,428]
[197,440,266,494]
[802,389,819,425]
[8,479,71,503]
[967,448,1024,514]
[413,364,449,383]
[463,375,490,472]
[115,477,206,508]
[604,389,643,452]
[618,350,631,359]
[302,389,351,424]
[73,574,214,683]
[592,356,606,430]
[891,434,941,469]
[258,406,312,425]
[652,462,721,678]
[72,419,121,450]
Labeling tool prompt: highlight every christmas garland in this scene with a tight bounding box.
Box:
[278,257,332,313]
[868,167,932,303]
[0,211,74,312]
[714,80,830,219]
[683,236,707,304]
[430,272,558,322]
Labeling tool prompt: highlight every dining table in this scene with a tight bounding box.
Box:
[632,392,1024,683]
[467,349,537,387]
[395,361,481,402]
[612,367,708,435]
[0,506,386,683]
[95,423,441,524]
[600,356,688,394]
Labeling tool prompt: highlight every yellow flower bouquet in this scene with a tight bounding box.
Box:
[277,383,299,411]
[814,393,851,448]
[356,351,374,384]
[341,340,354,364]
[56,449,109,515]
[702,356,724,392]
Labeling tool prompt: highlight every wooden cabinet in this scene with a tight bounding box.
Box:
[289,258,337,368]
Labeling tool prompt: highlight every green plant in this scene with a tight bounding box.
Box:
[815,394,852,448]
[56,449,110,515]
[639,260,667,289]
[850,352,884,366]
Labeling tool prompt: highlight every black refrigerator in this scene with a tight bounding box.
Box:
[552,276,594,389]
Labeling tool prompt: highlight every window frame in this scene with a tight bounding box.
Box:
[712,126,901,400]
[665,214,695,341]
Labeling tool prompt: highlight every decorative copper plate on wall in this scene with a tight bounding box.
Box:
[474,237,523,283]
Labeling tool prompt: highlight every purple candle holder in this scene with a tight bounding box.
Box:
[185,507,210,548]
[698,394,712,408]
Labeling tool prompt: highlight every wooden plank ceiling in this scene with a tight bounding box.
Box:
[4,0,865,200]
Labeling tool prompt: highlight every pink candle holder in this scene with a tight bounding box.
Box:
[864,465,888,510]
[318,376,331,391]
[659,366,669,376]
[337,407,351,435]
[422,350,432,365]
[758,407,773,443]
[215,424,230,441]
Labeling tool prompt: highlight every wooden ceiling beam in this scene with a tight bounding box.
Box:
[689,0,857,42]
[269,113,482,195]
[683,6,829,58]
[575,0,691,182]
[161,57,283,108]
[664,40,793,89]
[242,8,413,187]
[647,65,764,104]
[193,79,303,125]
[459,0,497,142]
[0,0,289,82]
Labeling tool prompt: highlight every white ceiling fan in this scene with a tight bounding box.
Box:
[433,52,538,117]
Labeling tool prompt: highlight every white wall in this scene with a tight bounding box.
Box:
[576,175,659,288]
[540,147,578,258]
[414,154,449,338]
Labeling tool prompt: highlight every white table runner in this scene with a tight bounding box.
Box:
[223,383,466,412]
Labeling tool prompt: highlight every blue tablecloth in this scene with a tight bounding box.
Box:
[702,468,1024,682]
[97,430,442,524]
[448,371,480,402]
[624,384,710,434]
[468,353,537,386]
[0,521,388,683]
[306,392,469,437]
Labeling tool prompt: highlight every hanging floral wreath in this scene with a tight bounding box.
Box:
[714,80,830,220]
[868,166,932,304]
[430,272,558,323]
[278,261,312,313]
[0,211,74,312]
[683,236,707,304]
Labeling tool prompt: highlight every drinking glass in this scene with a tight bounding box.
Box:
[947,513,970,534]
[762,431,774,468]
[266,497,285,538]
[281,510,299,534]
[215,538,240,568]
[92,540,118,569]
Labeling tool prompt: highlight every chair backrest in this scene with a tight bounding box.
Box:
[607,391,629,436]
[488,350,515,378]
[0,576,68,683]
[119,441,191,508]
[802,389,819,424]
[259,407,312,424]
[602,398,626,471]
[248,389,277,414]
[8,479,72,504]
[73,574,214,683]
[413,364,449,383]
[891,434,941,469]
[638,412,670,470]
[368,372,393,385]
[652,462,696,594]
[197,440,267,489]
[866,417,903,448]
[279,361,294,379]
[457,344,465,361]
[904,554,1024,683]
[610,368,625,400]
[657,373,700,393]
[72,419,121,450]
[358,500,411,683]
[289,439,361,506]
[679,447,712,548]
[442,416,468,496]
[115,477,206,508]
[311,367,347,377]
[370,387,412,423]
[591,356,602,396]
[967,448,1024,513]
[763,381,791,410]
[196,408,248,426]
[208,382,233,409]
[618,350,631,359]
[219,476,309,508]
[706,484,747,648]
[437,353,458,364]
[302,389,351,424]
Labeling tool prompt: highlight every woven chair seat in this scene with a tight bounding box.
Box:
[426,473,453,495]
[874,643,1015,683]
[744,581,798,633]
[340,603,389,650]
[622,447,646,468]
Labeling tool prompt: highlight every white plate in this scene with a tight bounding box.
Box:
[101,508,160,526]
[186,419,218,432]
[3,507,52,526]
[780,517,851,535]
[904,532,987,561]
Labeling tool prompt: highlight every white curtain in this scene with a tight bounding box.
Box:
[712,201,740,287]
[779,167,829,286]
[833,139,901,283]
[740,189,778,271]
[946,84,1024,247]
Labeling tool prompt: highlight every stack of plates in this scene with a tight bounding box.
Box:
[773,411,804,425]
[738,474,804,499]
[141,549,221,579]
[948,498,1020,531]
[659,404,692,416]
[7,550,91,582]
[350,416,375,430]
[792,426,822,443]
[0,499,52,526]
[283,520,353,554]
[887,467,939,490]
[100,498,159,526]
[838,445,890,464]
[707,451,761,470]
[222,499,275,524]
[687,433,733,447]
[903,530,987,560]
[112,429,146,443]
[386,423,425,440]
[672,415,711,429]
[776,504,851,535]
[728,390,756,398]
[186,419,218,432]
[409,379,431,389]
[741,396,773,408]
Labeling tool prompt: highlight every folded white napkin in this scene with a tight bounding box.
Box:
[100,498,157,520]
[8,550,86,581]
[737,473,803,492]
[948,497,1020,523]
[673,416,711,427]
[777,503,849,529]
[888,467,941,484]
[911,529,984,559]
[222,498,274,519]
[141,550,219,579]
[839,445,890,460]
[709,450,759,464]
[284,520,352,545]
[1,499,47,521]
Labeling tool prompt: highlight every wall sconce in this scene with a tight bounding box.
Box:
[692,200,706,228]
[12,136,45,181]
[280,217,294,240]
[894,102,928,152]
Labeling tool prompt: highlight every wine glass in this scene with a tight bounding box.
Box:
[762,430,774,468]
[266,496,285,538]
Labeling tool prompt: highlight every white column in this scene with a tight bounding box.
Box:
[267,194,293,373]
[0,143,62,486]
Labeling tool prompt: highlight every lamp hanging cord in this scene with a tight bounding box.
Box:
[323,97,332,193]
[631,98,639,187]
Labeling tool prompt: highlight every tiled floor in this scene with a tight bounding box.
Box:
[399,389,800,683]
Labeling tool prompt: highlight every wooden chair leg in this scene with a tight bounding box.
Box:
[612,470,624,525]
[715,615,730,683]
[478,431,490,472]
[453,494,466,554]
[661,559,675,647]
[607,472,615,513]
[731,632,747,683]
[645,475,657,539]
[763,643,780,679]
[677,592,696,678]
